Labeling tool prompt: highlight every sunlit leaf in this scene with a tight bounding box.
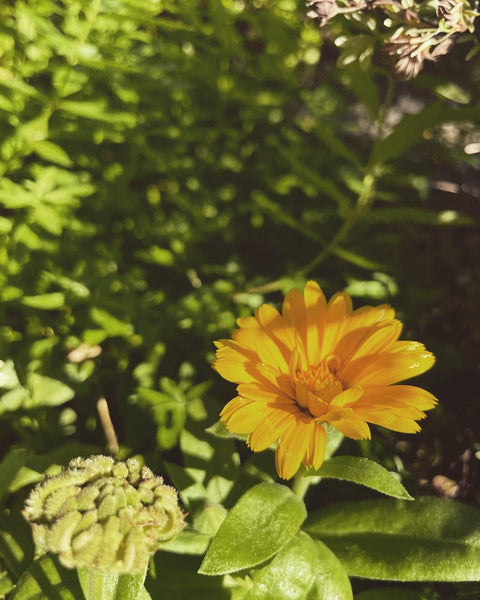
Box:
[307,456,412,500]
[244,532,352,600]
[199,483,306,575]
[305,497,480,581]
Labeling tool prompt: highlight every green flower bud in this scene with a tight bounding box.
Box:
[23,455,184,574]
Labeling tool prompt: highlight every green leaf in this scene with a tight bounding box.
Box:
[368,208,474,227]
[0,511,33,578]
[60,100,137,126]
[28,374,74,407]
[244,532,352,600]
[32,141,72,167]
[0,449,30,503]
[135,246,175,266]
[89,307,133,338]
[11,555,83,600]
[307,456,412,500]
[335,247,387,270]
[0,570,14,598]
[21,293,65,310]
[199,482,307,575]
[205,421,238,439]
[158,527,211,556]
[372,103,480,164]
[355,588,428,600]
[340,64,379,118]
[149,553,228,600]
[305,497,480,581]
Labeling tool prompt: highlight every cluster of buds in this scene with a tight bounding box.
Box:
[23,455,184,574]
[306,0,479,79]
[306,0,339,25]
[384,27,455,80]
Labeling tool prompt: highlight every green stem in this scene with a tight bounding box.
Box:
[244,78,396,297]
[291,468,312,500]
[297,78,395,277]
[77,565,148,600]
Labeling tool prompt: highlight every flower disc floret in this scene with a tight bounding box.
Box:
[213,281,437,479]
[23,455,184,574]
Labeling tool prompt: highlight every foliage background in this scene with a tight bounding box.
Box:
[0,0,479,598]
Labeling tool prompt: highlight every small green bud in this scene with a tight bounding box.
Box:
[23,455,184,574]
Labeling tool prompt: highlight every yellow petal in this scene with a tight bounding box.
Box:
[213,358,255,383]
[354,409,422,433]
[255,335,289,373]
[275,415,312,479]
[248,405,299,451]
[330,417,371,440]
[335,320,402,364]
[328,386,364,408]
[321,291,353,357]
[221,397,272,433]
[344,304,395,332]
[340,344,435,387]
[282,288,307,346]
[304,423,327,471]
[237,383,294,405]
[236,316,261,329]
[256,304,295,358]
[351,320,403,358]
[256,362,294,397]
[232,326,264,351]
[214,339,257,362]
[304,281,327,366]
[356,385,437,411]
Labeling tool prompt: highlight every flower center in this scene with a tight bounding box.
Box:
[293,355,343,417]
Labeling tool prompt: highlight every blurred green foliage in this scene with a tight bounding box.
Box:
[0,0,479,597]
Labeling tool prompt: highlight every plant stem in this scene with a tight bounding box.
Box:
[77,566,149,600]
[292,468,312,500]
[244,78,396,296]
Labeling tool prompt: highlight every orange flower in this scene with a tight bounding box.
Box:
[213,281,436,479]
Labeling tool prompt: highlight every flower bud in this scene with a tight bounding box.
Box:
[23,455,184,574]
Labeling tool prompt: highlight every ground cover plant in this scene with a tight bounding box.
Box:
[0,0,479,598]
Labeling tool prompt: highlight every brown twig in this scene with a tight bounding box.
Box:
[97,397,119,456]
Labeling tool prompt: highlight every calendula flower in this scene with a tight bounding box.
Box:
[213,281,436,479]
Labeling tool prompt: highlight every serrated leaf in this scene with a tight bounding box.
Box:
[199,482,306,575]
[307,456,412,500]
[305,497,480,581]
[244,532,352,600]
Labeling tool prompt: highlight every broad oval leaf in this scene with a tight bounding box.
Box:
[307,456,412,500]
[199,482,306,576]
[244,532,352,600]
[305,497,480,581]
